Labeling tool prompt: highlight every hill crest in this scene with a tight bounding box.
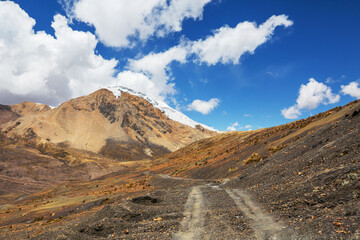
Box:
[1,89,217,160]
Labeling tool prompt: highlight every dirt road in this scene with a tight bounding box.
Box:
[27,176,302,240]
[173,180,293,240]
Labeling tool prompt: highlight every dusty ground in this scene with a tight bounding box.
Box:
[226,108,360,239]
[1,175,309,240]
[0,101,359,239]
[0,170,359,239]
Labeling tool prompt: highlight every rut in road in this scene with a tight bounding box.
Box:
[226,189,287,240]
[174,184,292,240]
[174,186,205,240]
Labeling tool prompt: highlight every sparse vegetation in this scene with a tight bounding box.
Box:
[0,89,359,239]
[100,139,170,161]
[243,153,262,164]
[268,144,287,155]
[37,143,70,159]
[228,167,239,172]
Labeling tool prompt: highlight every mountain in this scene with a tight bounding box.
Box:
[0,99,359,239]
[10,102,51,116]
[1,89,216,161]
[0,104,19,126]
[107,86,218,132]
[152,100,360,179]
[148,99,360,237]
[0,88,216,198]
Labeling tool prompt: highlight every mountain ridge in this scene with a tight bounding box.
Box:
[0,88,217,161]
[0,98,359,239]
[107,86,218,132]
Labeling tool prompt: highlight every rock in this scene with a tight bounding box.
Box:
[195,124,205,131]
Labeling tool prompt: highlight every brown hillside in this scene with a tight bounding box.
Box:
[0,100,359,239]
[0,104,19,126]
[148,99,360,237]
[151,100,360,179]
[10,102,51,116]
[1,89,216,161]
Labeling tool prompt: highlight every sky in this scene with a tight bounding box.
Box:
[0,0,360,131]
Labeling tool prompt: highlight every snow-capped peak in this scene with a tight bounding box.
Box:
[107,86,217,132]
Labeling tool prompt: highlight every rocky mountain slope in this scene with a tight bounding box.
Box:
[1,89,216,161]
[108,86,217,132]
[0,104,19,125]
[148,99,360,238]
[0,88,215,203]
[151,100,359,179]
[0,98,359,239]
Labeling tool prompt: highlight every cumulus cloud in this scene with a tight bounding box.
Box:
[187,98,220,114]
[0,1,117,106]
[341,81,360,99]
[281,105,301,119]
[116,15,294,100]
[281,78,340,119]
[65,0,211,48]
[191,15,293,65]
[227,122,239,131]
[1,1,294,112]
[296,78,340,110]
[114,71,158,98]
[126,46,188,100]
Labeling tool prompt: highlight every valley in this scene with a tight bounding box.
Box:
[0,90,359,239]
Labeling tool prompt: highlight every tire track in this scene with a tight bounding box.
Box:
[202,185,247,240]
[174,186,205,240]
[226,189,287,240]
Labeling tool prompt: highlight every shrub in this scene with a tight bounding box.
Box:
[243,153,262,164]
[268,144,287,155]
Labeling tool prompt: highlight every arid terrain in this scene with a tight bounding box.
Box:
[0,91,359,239]
[2,89,215,160]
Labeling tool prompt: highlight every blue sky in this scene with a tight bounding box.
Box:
[1,0,360,131]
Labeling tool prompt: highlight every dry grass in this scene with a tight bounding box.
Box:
[243,153,262,164]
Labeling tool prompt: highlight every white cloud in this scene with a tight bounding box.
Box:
[156,0,212,34]
[116,15,294,100]
[227,122,239,131]
[281,78,340,119]
[187,98,220,114]
[341,81,360,99]
[191,15,293,65]
[68,0,211,48]
[0,1,117,105]
[296,78,340,110]
[114,71,159,99]
[1,1,295,113]
[281,105,301,119]
[126,46,188,100]
[226,122,252,131]
[243,113,252,117]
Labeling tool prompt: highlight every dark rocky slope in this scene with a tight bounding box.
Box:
[226,104,360,238]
